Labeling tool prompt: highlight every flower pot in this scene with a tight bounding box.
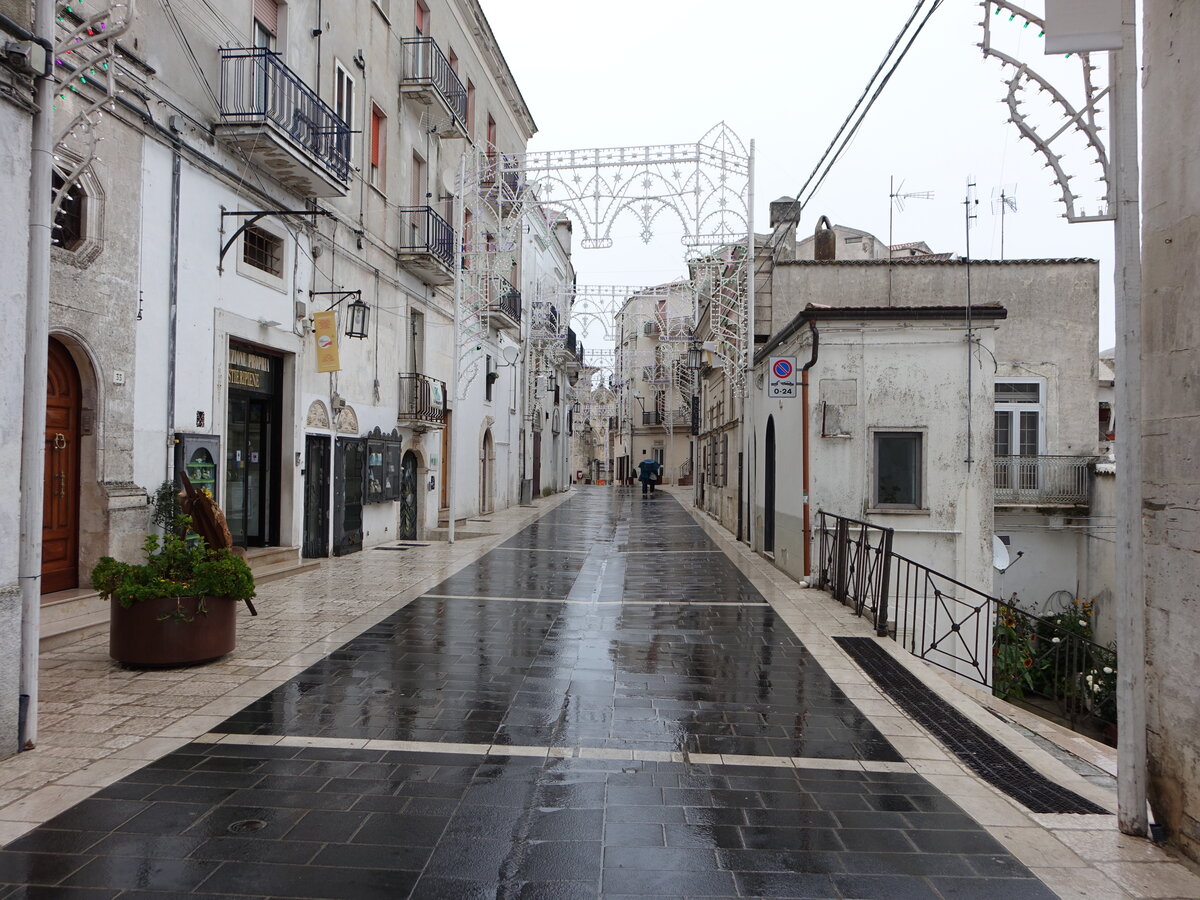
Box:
[109,595,237,667]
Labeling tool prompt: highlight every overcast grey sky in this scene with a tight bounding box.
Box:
[480,0,1116,349]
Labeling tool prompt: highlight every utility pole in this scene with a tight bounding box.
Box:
[1112,0,1146,838]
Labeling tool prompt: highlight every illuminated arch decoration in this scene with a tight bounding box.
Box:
[981,1,1114,223]
[456,124,752,412]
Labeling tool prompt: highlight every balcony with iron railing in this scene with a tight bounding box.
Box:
[397,373,447,430]
[398,206,455,285]
[994,455,1093,507]
[484,274,522,332]
[216,48,351,197]
[642,409,690,427]
[399,37,468,138]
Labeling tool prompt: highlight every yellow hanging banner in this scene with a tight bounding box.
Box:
[312,311,341,373]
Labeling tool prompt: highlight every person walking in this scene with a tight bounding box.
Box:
[637,455,661,496]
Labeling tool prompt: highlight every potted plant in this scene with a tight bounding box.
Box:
[91,514,256,667]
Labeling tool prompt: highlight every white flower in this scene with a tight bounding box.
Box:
[1079,620,1088,627]
[1051,637,1061,644]
[1103,666,1113,674]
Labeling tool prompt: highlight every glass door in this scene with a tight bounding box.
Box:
[226,393,276,547]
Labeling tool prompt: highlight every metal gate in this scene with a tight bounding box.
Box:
[333,437,365,556]
[302,435,330,558]
[399,450,418,540]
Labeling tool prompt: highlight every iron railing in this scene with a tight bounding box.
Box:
[397,373,447,426]
[489,275,522,323]
[814,511,1118,740]
[217,47,351,182]
[398,206,455,269]
[399,36,468,122]
[642,409,690,426]
[994,455,1092,505]
[816,512,893,636]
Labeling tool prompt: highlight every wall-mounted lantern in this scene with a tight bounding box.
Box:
[345,296,370,340]
[686,339,704,370]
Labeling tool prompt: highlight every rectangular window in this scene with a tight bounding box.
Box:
[253,0,279,41]
[369,104,386,187]
[874,431,922,508]
[466,79,476,139]
[334,62,354,130]
[994,380,1044,456]
[242,225,283,276]
[448,46,458,75]
[414,0,428,35]
[485,355,494,402]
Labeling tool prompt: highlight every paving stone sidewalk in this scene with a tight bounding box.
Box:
[0,487,1194,898]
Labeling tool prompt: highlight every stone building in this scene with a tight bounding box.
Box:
[1140,0,1200,864]
[38,0,540,639]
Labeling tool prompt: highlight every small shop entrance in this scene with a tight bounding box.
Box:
[225,345,282,548]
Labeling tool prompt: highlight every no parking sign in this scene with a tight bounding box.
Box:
[768,356,797,398]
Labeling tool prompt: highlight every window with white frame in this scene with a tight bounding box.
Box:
[873,431,923,509]
[995,378,1045,491]
[334,61,354,131]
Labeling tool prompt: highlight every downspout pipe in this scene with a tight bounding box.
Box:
[165,146,181,482]
[799,320,819,577]
[18,0,55,752]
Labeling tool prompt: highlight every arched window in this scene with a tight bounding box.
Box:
[52,171,86,251]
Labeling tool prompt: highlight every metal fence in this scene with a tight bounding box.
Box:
[815,511,1117,738]
[490,275,522,323]
[218,48,350,181]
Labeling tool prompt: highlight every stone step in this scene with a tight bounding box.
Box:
[251,558,322,585]
[241,545,302,572]
[40,589,109,652]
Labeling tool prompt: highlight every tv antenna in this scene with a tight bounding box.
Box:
[888,176,935,258]
[991,184,1019,260]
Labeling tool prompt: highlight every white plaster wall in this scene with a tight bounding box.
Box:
[0,87,32,756]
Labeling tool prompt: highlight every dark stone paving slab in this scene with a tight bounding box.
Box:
[0,745,1058,899]
[216,599,899,759]
[219,489,894,757]
[835,637,1109,815]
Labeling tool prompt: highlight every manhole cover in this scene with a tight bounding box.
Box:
[227,819,267,835]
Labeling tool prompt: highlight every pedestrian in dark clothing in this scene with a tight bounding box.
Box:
[638,457,661,496]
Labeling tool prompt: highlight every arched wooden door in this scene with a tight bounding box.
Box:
[43,339,82,594]
[399,451,418,540]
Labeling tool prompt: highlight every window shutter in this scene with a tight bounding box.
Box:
[253,0,279,35]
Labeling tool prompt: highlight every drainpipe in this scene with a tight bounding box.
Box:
[18,0,55,751]
[165,147,181,482]
[800,319,819,577]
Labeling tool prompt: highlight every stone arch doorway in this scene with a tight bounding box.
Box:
[480,429,496,515]
[43,338,82,593]
[764,415,776,554]
[400,450,419,540]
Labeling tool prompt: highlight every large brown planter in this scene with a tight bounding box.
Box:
[109,595,237,667]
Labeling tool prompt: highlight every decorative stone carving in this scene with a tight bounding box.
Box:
[307,400,330,429]
[335,404,359,434]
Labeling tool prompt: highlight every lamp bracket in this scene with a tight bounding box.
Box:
[310,289,363,311]
[218,208,332,273]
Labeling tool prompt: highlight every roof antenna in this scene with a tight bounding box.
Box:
[887,176,934,304]
[991,184,1019,260]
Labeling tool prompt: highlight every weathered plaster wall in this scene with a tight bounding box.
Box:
[0,75,33,757]
[1141,0,1200,863]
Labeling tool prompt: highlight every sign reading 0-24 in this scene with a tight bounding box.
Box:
[768,356,796,398]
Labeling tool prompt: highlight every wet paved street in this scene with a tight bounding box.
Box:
[0,489,1066,897]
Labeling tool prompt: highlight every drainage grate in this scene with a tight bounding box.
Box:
[227,819,268,834]
[375,546,410,551]
[834,636,1109,815]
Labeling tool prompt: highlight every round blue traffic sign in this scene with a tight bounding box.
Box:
[772,359,794,379]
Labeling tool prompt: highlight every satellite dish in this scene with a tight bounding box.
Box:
[993,536,1011,572]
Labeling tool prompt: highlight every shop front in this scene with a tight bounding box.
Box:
[225,344,282,547]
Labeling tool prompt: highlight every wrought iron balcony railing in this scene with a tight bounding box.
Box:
[399,37,468,123]
[642,409,690,426]
[489,275,522,324]
[398,373,447,427]
[398,206,455,270]
[217,48,350,183]
[994,455,1092,506]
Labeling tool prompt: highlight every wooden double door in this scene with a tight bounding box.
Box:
[43,339,81,594]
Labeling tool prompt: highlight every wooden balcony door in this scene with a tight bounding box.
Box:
[43,339,81,594]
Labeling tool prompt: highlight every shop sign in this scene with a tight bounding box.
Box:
[228,347,275,394]
[313,311,341,373]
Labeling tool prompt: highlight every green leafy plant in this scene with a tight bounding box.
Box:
[149,480,184,532]
[91,515,255,611]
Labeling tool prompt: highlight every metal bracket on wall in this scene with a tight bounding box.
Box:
[218,208,332,273]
